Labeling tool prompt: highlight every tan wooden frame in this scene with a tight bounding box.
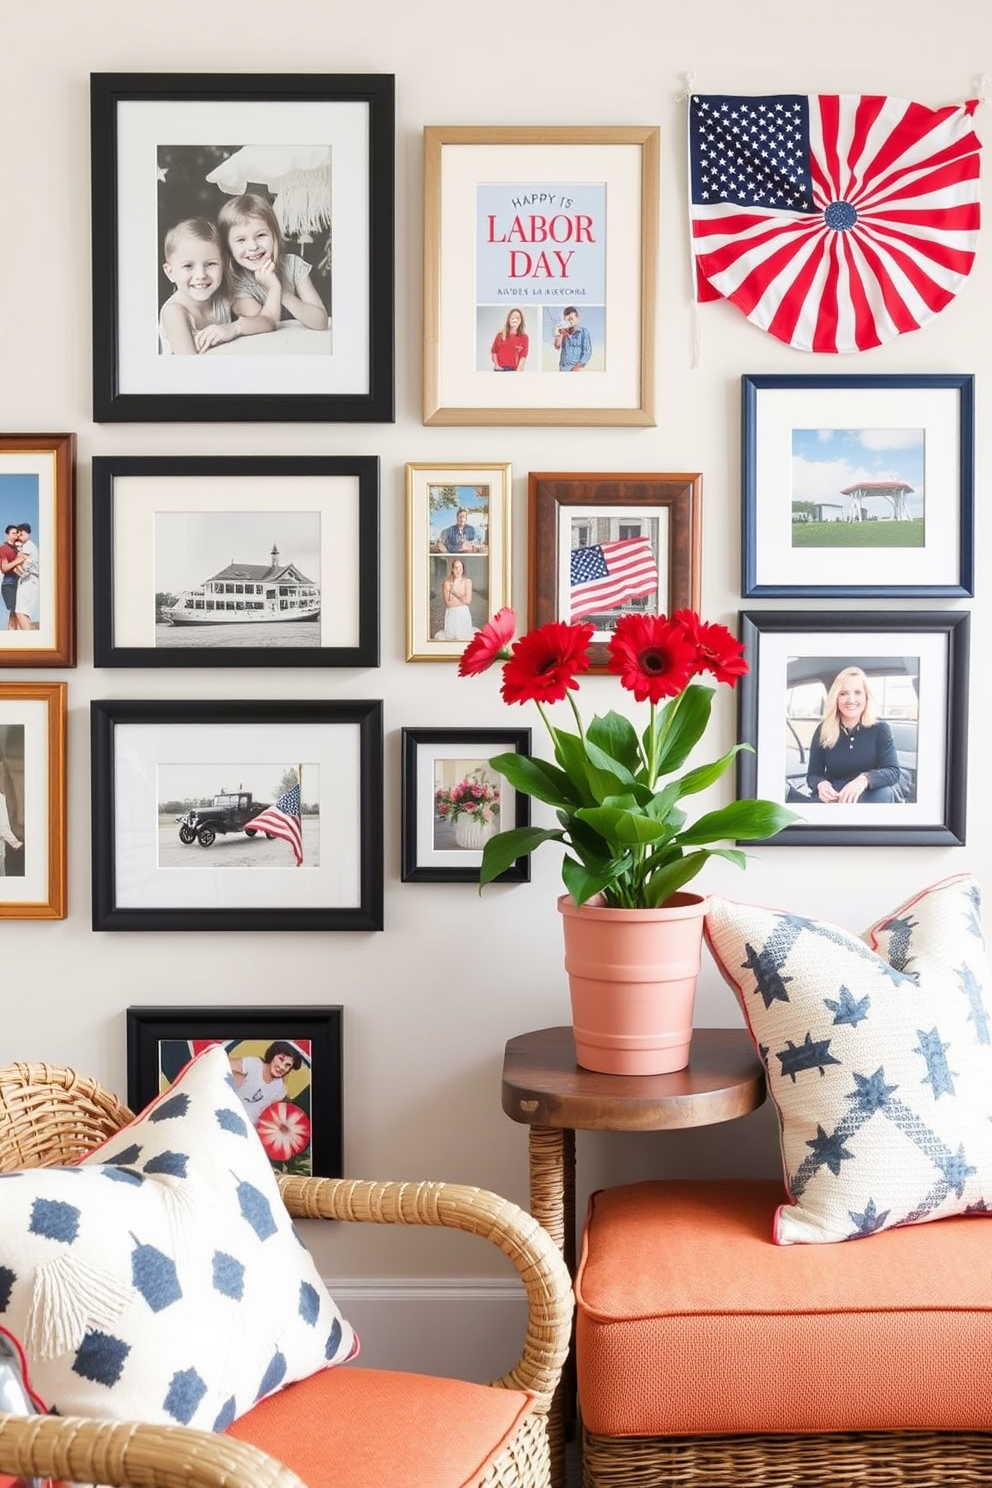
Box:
[0,680,67,920]
[405,460,512,661]
[423,126,659,426]
[0,434,75,667]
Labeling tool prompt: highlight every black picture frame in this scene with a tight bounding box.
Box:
[737,610,969,847]
[401,726,532,883]
[92,454,380,668]
[92,698,384,930]
[126,1005,343,1178]
[742,373,974,599]
[91,72,395,423]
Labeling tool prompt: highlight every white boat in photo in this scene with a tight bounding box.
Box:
[164,544,320,627]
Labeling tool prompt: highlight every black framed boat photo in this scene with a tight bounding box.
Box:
[92,455,379,668]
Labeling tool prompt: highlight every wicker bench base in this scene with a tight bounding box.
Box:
[582,1429,992,1487]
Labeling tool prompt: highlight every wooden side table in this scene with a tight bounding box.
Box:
[501,1025,766,1488]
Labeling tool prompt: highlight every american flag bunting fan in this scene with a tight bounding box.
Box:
[688,93,981,353]
[247,783,303,866]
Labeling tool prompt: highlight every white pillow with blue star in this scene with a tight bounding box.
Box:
[705,874,992,1244]
[0,1045,356,1426]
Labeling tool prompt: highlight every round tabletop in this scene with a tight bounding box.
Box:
[501,1025,765,1132]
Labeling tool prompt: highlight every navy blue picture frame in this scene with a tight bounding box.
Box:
[737,609,969,848]
[741,373,974,599]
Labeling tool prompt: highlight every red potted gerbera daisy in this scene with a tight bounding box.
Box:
[460,608,797,1075]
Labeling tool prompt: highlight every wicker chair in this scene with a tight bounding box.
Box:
[0,1062,573,1488]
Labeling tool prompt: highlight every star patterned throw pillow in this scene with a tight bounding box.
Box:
[705,874,992,1244]
[0,1045,356,1428]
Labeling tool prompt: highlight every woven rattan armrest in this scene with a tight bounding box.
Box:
[277,1174,574,1405]
[0,1410,306,1487]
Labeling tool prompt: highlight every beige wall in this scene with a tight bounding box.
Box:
[2,0,988,1303]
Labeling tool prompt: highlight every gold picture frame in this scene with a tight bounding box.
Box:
[423,126,659,426]
[406,462,512,661]
[0,681,67,920]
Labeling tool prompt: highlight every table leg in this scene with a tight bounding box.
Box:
[527,1126,575,1488]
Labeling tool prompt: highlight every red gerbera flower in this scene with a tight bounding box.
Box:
[256,1101,311,1163]
[672,609,749,686]
[500,621,595,705]
[458,608,517,676]
[607,614,697,704]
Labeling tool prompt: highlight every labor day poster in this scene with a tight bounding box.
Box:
[476,182,606,373]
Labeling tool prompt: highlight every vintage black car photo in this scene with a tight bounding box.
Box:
[176,789,272,848]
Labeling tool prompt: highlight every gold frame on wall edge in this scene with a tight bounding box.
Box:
[423,126,659,426]
[0,681,67,920]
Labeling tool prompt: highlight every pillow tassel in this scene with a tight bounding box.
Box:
[25,1254,132,1361]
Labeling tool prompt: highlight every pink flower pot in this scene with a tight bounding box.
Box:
[558,892,709,1075]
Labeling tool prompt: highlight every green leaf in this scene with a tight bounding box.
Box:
[575,806,669,846]
[642,850,711,906]
[643,780,682,821]
[643,846,749,907]
[489,752,580,810]
[561,854,619,907]
[551,731,597,806]
[650,684,715,775]
[673,745,743,797]
[587,711,642,776]
[582,737,639,803]
[564,814,620,869]
[674,799,802,847]
[479,826,563,888]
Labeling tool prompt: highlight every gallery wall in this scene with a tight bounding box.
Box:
[2,0,989,1372]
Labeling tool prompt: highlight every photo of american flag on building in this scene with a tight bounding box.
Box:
[568,514,660,627]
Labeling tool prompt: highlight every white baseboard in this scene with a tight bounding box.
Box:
[329,1278,528,1382]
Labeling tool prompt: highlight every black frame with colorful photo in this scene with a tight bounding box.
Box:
[126,1004,343,1178]
[400,725,532,883]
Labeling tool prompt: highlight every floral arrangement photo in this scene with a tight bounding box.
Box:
[434,769,501,826]
[459,608,798,907]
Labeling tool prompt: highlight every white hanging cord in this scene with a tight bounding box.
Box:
[679,73,702,368]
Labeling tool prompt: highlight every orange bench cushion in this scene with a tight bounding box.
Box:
[576,1178,992,1437]
[227,1366,537,1488]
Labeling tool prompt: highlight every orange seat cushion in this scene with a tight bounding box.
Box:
[226,1366,537,1488]
[576,1179,992,1437]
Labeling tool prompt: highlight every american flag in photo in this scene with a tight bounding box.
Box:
[689,93,981,352]
[248,784,303,866]
[569,537,657,621]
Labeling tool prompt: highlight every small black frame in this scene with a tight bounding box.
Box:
[92,454,380,668]
[91,72,395,423]
[126,1004,343,1178]
[92,698,384,930]
[401,726,532,883]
